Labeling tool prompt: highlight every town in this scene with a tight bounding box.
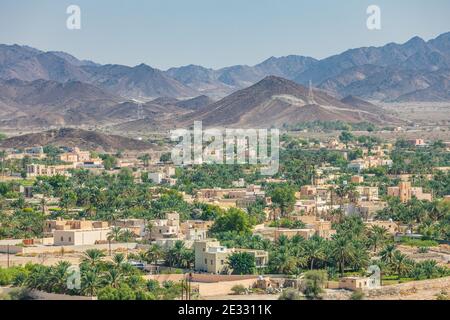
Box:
[0,130,449,300]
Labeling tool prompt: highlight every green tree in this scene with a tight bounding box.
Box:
[302,270,327,300]
[227,252,256,275]
[210,208,252,235]
[269,185,296,218]
[367,225,390,252]
[339,131,355,149]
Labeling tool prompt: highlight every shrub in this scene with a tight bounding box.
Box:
[278,289,302,300]
[302,270,328,300]
[230,284,247,295]
[350,290,365,300]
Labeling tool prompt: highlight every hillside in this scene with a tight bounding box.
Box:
[0,128,155,151]
[180,76,395,128]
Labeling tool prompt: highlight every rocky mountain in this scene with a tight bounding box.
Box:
[175,95,215,110]
[165,56,317,97]
[0,78,122,127]
[0,128,155,151]
[1,32,450,102]
[180,76,395,128]
[0,78,192,128]
[0,45,198,99]
[81,63,198,99]
[296,33,450,101]
[394,77,450,102]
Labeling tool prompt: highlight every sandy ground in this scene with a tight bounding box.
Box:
[0,252,82,267]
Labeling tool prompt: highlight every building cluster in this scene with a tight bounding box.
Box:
[387,181,432,202]
[194,185,270,209]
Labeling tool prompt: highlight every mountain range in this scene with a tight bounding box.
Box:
[1,32,449,102]
[0,32,449,129]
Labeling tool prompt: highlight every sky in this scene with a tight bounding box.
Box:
[1,0,450,70]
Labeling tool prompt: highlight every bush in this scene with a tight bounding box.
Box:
[230,284,247,295]
[0,266,28,286]
[400,238,439,248]
[0,288,30,300]
[302,270,328,300]
[350,290,365,300]
[278,289,302,300]
[435,291,448,301]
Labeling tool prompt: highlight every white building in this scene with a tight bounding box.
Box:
[53,228,110,246]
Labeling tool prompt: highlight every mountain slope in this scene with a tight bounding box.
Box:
[181,76,392,128]
[0,128,155,151]
[82,63,198,99]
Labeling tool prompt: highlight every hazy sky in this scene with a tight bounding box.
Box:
[1,0,450,70]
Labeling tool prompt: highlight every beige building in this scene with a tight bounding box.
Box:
[60,148,92,163]
[45,219,108,234]
[194,239,268,274]
[149,212,180,240]
[181,220,212,241]
[115,219,146,237]
[388,182,432,203]
[26,164,75,177]
[53,228,110,246]
[339,277,371,291]
[351,175,364,184]
[355,186,379,201]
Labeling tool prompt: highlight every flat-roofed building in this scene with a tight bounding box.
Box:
[26,164,75,178]
[53,227,110,246]
[194,239,269,274]
[388,182,432,203]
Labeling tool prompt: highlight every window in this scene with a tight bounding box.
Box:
[69,237,72,242]
[220,260,224,265]
[61,236,64,242]
[210,260,213,265]
[204,259,207,264]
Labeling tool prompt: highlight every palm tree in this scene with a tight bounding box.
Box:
[367,225,389,252]
[139,154,151,167]
[421,260,438,279]
[112,253,126,269]
[107,226,123,242]
[103,268,122,288]
[380,244,396,265]
[51,261,72,294]
[166,241,185,268]
[303,238,326,270]
[270,250,298,275]
[81,249,105,269]
[330,235,355,276]
[390,251,413,279]
[120,229,136,256]
[144,220,154,241]
[81,271,102,296]
[120,229,136,243]
[335,184,348,211]
[146,244,163,268]
[180,249,194,269]
[0,150,6,176]
[40,197,47,215]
